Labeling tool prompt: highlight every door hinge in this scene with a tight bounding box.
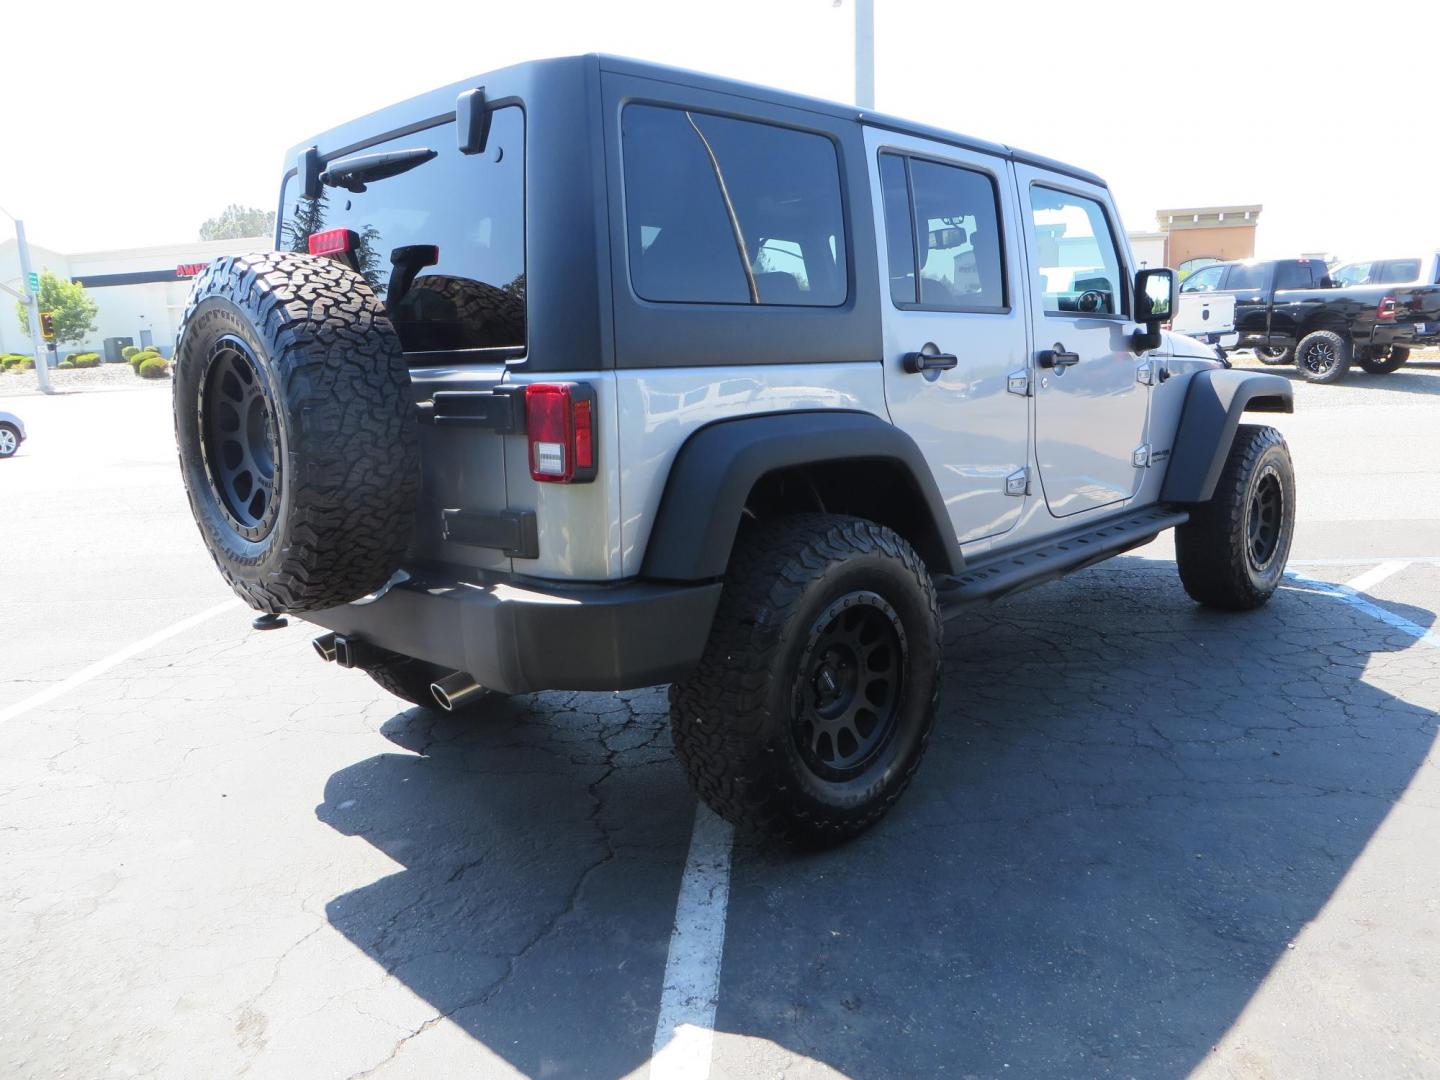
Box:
[1132,444,1151,468]
[1007,369,1031,396]
[1005,467,1030,496]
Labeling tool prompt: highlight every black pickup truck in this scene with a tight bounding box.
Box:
[1174,254,1440,382]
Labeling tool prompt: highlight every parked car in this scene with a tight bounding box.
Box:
[0,411,25,458]
[171,55,1296,845]
[1173,255,1440,381]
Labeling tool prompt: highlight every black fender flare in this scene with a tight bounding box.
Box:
[640,410,963,581]
[1160,369,1293,504]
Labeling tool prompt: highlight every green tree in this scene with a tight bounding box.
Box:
[13,270,98,347]
[199,204,277,241]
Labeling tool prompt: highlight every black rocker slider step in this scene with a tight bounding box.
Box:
[937,505,1190,613]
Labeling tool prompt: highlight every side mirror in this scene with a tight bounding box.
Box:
[1132,267,1175,353]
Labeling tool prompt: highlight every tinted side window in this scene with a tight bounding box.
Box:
[1378,259,1422,284]
[1330,261,1374,287]
[279,106,525,356]
[1029,187,1125,316]
[622,105,847,307]
[1274,262,1315,290]
[879,154,916,305]
[1181,265,1226,293]
[1226,263,1267,291]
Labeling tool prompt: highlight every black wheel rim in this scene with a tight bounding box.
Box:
[793,591,907,781]
[1246,466,1284,571]
[198,336,281,540]
[1300,340,1336,375]
[1258,347,1286,360]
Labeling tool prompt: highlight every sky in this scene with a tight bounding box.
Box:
[4,0,1437,261]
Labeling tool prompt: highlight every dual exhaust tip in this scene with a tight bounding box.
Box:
[313,633,483,712]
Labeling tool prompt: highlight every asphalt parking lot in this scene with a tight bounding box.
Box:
[3,360,1439,1079]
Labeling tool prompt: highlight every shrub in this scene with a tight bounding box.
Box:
[130,349,160,373]
[67,352,101,368]
[1,353,28,368]
[121,345,140,360]
[58,360,76,369]
[8,357,34,371]
[138,356,169,379]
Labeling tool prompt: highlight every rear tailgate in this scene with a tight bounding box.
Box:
[1173,291,1236,337]
[276,105,527,576]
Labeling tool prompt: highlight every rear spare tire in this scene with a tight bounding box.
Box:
[173,252,420,613]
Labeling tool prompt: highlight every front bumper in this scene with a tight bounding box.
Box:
[306,570,723,695]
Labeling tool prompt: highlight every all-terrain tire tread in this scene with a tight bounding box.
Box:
[669,514,941,846]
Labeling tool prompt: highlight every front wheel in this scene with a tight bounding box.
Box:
[1175,424,1296,610]
[669,514,942,847]
[1295,329,1352,383]
[0,423,19,458]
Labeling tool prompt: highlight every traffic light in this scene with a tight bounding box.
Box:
[39,312,56,342]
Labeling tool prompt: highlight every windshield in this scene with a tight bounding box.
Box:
[278,105,525,358]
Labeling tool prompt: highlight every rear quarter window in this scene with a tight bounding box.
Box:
[621,105,847,307]
[279,106,525,358]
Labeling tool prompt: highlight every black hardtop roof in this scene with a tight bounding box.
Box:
[282,53,1107,188]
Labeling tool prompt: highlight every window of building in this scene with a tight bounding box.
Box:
[879,153,1006,311]
[1028,187,1125,316]
[621,105,847,307]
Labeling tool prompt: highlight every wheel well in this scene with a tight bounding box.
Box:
[743,461,951,572]
[1296,315,1349,341]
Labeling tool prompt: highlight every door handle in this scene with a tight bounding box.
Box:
[1037,343,1080,368]
[903,346,959,374]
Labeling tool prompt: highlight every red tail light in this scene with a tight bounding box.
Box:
[308,228,355,257]
[1377,295,1398,320]
[525,383,598,483]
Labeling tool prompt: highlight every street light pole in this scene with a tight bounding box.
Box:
[13,219,53,394]
[1,206,53,394]
[854,0,875,109]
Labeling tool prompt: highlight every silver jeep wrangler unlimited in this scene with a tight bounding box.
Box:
[173,56,1295,845]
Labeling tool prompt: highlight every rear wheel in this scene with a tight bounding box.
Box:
[1295,329,1351,383]
[1358,347,1408,374]
[669,514,942,847]
[0,424,19,458]
[1175,424,1296,610]
[1255,344,1292,365]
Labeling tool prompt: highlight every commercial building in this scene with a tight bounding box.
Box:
[0,236,269,359]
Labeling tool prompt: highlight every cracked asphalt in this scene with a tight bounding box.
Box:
[2,359,1438,1079]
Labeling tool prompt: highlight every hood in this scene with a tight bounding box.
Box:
[1161,329,1225,363]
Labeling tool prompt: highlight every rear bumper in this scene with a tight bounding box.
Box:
[1371,320,1440,350]
[305,571,722,695]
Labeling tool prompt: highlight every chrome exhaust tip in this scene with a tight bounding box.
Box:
[313,633,338,663]
[431,671,484,712]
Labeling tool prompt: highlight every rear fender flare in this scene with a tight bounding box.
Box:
[640,410,963,581]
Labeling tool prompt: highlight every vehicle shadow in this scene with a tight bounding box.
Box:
[317,561,1438,1078]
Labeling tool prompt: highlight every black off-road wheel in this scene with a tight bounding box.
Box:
[173,252,420,613]
[1295,329,1352,384]
[1255,344,1292,365]
[1358,347,1408,375]
[364,655,499,715]
[669,514,942,847]
[1175,424,1296,611]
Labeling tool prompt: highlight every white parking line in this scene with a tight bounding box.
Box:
[1286,565,1440,651]
[651,804,736,1080]
[0,598,243,725]
[1342,560,1413,593]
